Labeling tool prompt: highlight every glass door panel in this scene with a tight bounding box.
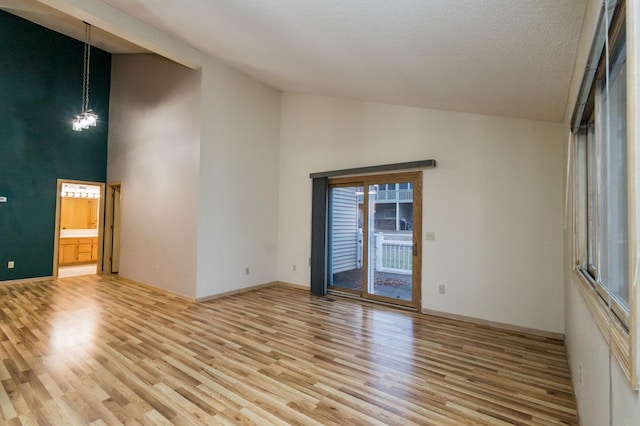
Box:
[328,186,363,294]
[366,182,414,302]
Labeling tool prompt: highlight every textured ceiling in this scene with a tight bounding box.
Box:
[6,0,587,122]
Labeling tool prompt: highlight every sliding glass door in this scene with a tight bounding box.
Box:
[328,172,421,308]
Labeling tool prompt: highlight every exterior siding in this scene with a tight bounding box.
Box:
[330,187,359,274]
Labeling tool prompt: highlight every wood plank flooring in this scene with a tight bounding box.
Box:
[0,275,578,425]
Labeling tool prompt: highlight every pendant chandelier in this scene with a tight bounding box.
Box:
[71,22,98,131]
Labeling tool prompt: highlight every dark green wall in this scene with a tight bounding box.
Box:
[0,11,111,281]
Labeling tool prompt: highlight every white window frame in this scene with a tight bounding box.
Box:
[571,0,638,389]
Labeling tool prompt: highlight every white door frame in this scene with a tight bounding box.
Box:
[53,179,105,278]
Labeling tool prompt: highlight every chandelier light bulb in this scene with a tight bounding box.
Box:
[85,111,98,126]
[72,118,83,131]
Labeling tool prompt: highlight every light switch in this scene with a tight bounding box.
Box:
[425,232,436,241]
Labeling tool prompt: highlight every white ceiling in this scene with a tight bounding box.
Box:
[3,0,587,122]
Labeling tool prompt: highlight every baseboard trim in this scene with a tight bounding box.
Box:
[196,281,279,302]
[274,281,309,290]
[422,308,565,341]
[113,275,195,302]
[0,276,54,286]
[97,275,282,304]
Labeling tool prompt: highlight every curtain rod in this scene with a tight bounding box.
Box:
[310,159,436,179]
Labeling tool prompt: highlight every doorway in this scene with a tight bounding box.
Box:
[103,183,122,274]
[327,172,422,309]
[54,180,105,278]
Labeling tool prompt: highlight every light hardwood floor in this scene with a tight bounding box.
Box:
[0,275,577,425]
[57,264,97,278]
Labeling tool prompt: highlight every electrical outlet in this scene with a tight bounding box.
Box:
[425,232,436,241]
[245,267,249,275]
[438,284,445,294]
[8,261,14,269]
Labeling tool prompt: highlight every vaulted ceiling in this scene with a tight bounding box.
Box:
[2,0,587,122]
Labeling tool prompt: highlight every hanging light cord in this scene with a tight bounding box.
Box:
[82,22,90,114]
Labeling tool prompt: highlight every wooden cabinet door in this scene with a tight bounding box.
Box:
[91,238,98,261]
[77,249,92,262]
[59,240,78,264]
[88,200,98,228]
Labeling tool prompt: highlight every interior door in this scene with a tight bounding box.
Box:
[111,185,121,273]
[328,172,422,309]
[104,183,122,274]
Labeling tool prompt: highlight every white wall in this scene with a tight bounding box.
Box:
[563,0,640,424]
[107,54,201,298]
[195,56,281,298]
[278,93,565,333]
[565,278,640,425]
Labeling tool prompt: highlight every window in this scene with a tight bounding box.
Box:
[575,18,628,327]
[586,121,597,275]
[572,1,637,387]
[383,206,396,219]
[599,37,628,313]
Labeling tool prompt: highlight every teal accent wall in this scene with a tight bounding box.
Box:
[0,11,111,281]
